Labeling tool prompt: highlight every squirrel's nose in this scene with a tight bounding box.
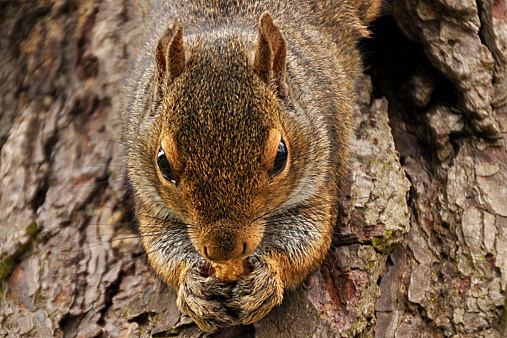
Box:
[203,241,249,262]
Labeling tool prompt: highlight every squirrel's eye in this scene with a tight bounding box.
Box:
[157,147,177,184]
[271,138,288,177]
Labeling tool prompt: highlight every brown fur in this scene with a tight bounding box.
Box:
[123,0,383,332]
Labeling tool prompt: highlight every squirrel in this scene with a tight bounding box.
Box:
[123,0,383,332]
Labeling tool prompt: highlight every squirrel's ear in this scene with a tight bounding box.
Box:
[156,18,185,87]
[254,12,287,97]
[352,0,384,24]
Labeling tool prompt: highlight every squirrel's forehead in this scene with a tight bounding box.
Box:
[167,81,278,134]
[167,111,270,162]
[174,119,268,151]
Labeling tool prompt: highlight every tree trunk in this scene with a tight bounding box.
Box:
[0,0,505,337]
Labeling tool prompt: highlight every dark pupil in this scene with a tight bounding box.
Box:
[272,139,288,177]
[157,148,176,183]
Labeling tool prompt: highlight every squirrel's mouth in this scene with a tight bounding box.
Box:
[197,257,254,283]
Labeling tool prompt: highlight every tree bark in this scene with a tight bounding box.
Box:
[0,0,505,337]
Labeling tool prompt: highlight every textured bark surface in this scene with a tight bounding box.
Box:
[0,0,505,337]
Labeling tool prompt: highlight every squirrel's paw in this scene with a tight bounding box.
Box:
[176,265,238,332]
[228,256,284,325]
[177,257,284,331]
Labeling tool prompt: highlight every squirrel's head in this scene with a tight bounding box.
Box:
[144,13,299,263]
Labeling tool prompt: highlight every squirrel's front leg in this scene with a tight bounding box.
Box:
[227,255,284,325]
